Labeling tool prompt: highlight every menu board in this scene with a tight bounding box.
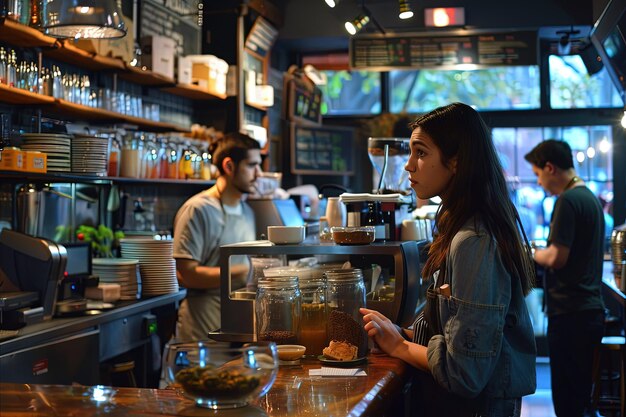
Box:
[350,31,537,70]
[288,81,323,126]
[291,124,354,175]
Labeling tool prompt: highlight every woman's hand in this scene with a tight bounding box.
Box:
[360,308,406,358]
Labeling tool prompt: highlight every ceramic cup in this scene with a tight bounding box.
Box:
[401,219,422,241]
[325,197,346,228]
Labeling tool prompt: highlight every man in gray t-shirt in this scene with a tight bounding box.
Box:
[173,133,261,342]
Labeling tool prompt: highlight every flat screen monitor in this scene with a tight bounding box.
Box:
[591,0,626,103]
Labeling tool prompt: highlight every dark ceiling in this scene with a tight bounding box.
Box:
[272,0,607,53]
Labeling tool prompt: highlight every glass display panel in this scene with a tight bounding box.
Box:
[389,66,540,113]
[319,70,381,116]
[549,55,622,108]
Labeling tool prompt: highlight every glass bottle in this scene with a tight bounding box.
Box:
[108,137,121,177]
[298,277,328,356]
[0,48,7,85]
[324,268,368,358]
[29,0,41,28]
[364,201,386,241]
[255,276,301,345]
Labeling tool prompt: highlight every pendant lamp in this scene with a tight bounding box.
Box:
[41,0,127,39]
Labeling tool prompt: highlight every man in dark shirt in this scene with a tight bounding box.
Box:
[525,139,605,417]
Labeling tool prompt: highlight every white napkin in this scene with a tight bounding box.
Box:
[309,367,367,377]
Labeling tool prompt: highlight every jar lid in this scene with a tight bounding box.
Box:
[324,268,364,282]
[258,276,299,289]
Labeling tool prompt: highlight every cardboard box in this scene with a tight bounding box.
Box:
[178,56,192,85]
[188,55,228,95]
[0,147,24,171]
[141,35,176,79]
[24,151,47,173]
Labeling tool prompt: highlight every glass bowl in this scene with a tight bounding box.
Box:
[331,226,376,245]
[164,341,278,409]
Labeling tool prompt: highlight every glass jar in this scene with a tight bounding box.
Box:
[256,276,301,345]
[324,268,368,358]
[298,277,328,356]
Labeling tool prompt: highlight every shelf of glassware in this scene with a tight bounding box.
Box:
[0,20,227,101]
[0,84,189,132]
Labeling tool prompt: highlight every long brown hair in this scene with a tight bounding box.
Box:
[414,103,534,295]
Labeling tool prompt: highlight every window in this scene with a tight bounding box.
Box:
[319,70,381,116]
[549,55,622,108]
[493,126,614,240]
[389,66,540,113]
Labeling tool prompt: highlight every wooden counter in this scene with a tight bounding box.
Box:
[0,354,408,417]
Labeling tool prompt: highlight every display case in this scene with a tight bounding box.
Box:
[212,240,427,342]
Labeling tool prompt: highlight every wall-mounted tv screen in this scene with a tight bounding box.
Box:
[591,0,626,103]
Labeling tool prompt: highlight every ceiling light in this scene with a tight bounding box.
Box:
[398,0,413,19]
[558,34,571,55]
[621,109,626,128]
[42,0,127,39]
[576,151,585,163]
[345,14,370,35]
[325,0,339,7]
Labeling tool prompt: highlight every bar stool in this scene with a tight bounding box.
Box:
[591,336,625,417]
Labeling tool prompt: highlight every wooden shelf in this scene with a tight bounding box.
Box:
[0,84,55,105]
[0,170,214,186]
[0,18,57,48]
[119,65,176,87]
[44,40,126,71]
[162,83,228,100]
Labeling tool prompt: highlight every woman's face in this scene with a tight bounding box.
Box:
[404,127,456,201]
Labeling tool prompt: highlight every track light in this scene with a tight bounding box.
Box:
[558,34,571,55]
[345,14,370,35]
[325,0,339,8]
[398,0,413,19]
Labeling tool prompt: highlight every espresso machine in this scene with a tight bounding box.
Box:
[209,240,427,342]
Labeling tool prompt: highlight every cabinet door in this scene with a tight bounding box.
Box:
[0,329,99,385]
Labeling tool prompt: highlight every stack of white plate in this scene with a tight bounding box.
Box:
[119,238,179,296]
[72,134,109,176]
[92,258,141,300]
[20,133,71,172]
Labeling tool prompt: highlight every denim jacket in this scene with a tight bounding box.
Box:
[426,221,537,400]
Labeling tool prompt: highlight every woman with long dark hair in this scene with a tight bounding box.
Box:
[361,102,537,417]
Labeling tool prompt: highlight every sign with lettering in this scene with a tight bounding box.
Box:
[350,30,537,70]
[290,124,354,175]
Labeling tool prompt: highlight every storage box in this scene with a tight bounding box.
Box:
[0,147,24,171]
[178,56,192,85]
[188,55,229,95]
[141,35,177,79]
[24,151,47,173]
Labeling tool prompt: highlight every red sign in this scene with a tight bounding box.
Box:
[32,359,49,376]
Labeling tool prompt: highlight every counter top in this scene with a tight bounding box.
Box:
[0,290,186,355]
[0,353,408,416]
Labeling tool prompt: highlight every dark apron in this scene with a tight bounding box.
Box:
[411,275,483,417]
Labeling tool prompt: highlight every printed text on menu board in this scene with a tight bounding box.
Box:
[350,31,537,70]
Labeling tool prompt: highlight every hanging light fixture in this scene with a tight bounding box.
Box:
[398,0,413,19]
[345,14,370,35]
[41,0,127,39]
[325,0,339,8]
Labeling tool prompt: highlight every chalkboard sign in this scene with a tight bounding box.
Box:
[284,74,323,126]
[290,124,354,175]
[350,30,537,70]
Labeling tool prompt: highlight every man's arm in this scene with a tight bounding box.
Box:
[534,241,570,269]
[176,259,250,290]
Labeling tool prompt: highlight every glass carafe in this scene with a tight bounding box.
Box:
[367,137,411,194]
[298,277,328,356]
[120,133,142,178]
[324,268,368,358]
[256,276,301,345]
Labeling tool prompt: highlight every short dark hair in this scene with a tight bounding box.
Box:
[210,132,260,174]
[524,139,574,170]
